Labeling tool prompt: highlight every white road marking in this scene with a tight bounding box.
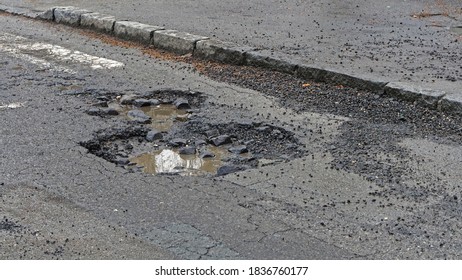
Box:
[0,41,75,73]
[0,33,124,72]
[0,102,24,109]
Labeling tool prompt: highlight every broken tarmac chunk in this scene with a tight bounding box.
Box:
[228,145,248,154]
[173,98,191,109]
[133,99,152,107]
[210,135,232,146]
[127,109,151,124]
[86,108,101,116]
[169,138,188,147]
[200,151,215,158]
[179,146,196,155]
[195,139,207,146]
[119,94,140,105]
[146,129,163,142]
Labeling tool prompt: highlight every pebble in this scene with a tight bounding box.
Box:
[146,129,163,142]
[86,108,101,116]
[173,98,191,109]
[169,138,188,147]
[210,135,232,146]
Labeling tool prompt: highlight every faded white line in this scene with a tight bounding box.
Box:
[0,42,75,73]
[0,33,124,71]
[0,102,25,109]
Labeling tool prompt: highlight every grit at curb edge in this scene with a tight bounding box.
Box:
[1,4,460,115]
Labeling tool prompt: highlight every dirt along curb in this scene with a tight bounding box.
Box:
[2,4,461,115]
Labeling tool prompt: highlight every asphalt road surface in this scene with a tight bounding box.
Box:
[1,13,462,259]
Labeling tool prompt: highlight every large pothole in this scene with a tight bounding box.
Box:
[80,89,305,176]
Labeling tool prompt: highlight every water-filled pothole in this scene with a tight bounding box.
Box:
[81,90,305,176]
[130,146,231,175]
[111,103,188,131]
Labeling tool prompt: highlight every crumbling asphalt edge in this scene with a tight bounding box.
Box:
[1,4,461,115]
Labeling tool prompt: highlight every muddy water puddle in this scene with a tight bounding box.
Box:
[112,103,187,131]
[130,146,231,175]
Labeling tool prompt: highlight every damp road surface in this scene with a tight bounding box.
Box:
[1,14,462,259]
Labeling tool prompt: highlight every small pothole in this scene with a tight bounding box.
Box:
[112,103,188,131]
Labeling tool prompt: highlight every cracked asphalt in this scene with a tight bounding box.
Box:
[1,14,462,259]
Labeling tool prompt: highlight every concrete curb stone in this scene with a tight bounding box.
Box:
[2,4,461,115]
[246,50,300,74]
[153,30,209,55]
[54,6,91,26]
[80,12,116,34]
[384,82,446,109]
[194,39,255,65]
[37,8,54,20]
[114,21,164,45]
[297,64,389,93]
[440,94,462,114]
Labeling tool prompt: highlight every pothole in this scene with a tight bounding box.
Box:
[111,103,188,131]
[81,89,305,176]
